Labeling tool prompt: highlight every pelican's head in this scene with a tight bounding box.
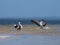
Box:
[14,24,16,26]
[14,24,18,28]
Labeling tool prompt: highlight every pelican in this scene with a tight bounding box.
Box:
[31,19,46,29]
[39,19,46,29]
[14,22,23,30]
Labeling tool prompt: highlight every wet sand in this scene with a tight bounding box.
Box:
[0,25,60,35]
[0,25,60,45]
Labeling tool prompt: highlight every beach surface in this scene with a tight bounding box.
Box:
[0,25,60,45]
[0,25,60,35]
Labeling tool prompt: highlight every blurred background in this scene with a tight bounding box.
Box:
[0,0,60,18]
[0,0,60,25]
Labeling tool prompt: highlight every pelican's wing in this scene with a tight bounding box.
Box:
[31,20,40,26]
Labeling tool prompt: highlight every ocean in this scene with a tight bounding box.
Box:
[0,34,60,45]
[0,18,60,25]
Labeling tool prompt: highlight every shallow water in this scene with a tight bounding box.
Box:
[0,34,60,45]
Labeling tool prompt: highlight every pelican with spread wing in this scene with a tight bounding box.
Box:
[31,19,46,29]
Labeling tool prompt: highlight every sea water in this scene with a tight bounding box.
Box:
[0,34,60,45]
[0,18,60,25]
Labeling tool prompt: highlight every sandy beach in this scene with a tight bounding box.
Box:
[0,25,60,35]
[0,25,60,45]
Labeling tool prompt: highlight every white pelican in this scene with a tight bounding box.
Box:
[31,19,46,29]
[14,22,23,30]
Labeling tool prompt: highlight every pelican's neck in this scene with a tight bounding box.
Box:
[18,22,23,28]
[18,22,21,25]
